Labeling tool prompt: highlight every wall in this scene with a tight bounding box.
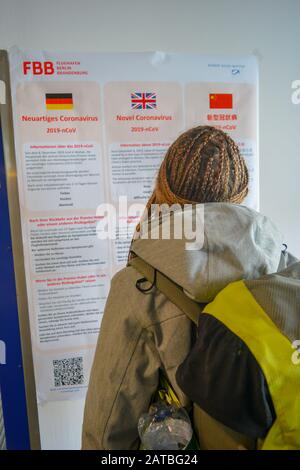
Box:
[0,0,299,449]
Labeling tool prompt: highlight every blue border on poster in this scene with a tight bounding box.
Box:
[0,124,30,449]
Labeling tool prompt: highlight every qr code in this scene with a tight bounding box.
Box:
[53,357,84,387]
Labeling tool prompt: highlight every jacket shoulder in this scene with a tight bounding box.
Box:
[109,265,190,329]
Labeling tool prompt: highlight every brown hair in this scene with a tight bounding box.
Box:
[148,125,248,206]
[133,125,249,240]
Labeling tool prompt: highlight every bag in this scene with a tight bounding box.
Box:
[130,254,256,450]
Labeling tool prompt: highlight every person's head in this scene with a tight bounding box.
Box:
[147,125,248,209]
[130,126,249,257]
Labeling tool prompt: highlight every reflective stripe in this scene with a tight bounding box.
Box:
[203,280,300,450]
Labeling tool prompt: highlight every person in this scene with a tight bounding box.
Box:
[82,125,296,450]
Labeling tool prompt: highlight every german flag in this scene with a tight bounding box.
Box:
[209,93,233,109]
[45,93,73,110]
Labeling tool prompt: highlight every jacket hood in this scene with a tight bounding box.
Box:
[245,261,300,341]
[131,203,284,303]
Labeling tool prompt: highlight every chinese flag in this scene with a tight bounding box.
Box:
[209,93,233,109]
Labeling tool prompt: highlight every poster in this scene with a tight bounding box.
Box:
[8,48,258,402]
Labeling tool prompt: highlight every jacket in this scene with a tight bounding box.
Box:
[82,203,295,450]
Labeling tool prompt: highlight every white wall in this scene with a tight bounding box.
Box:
[1,0,299,449]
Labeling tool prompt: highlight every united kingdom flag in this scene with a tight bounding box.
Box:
[131,92,157,110]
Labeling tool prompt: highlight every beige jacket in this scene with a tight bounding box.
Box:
[82,203,290,450]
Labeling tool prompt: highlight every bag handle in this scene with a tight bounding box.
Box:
[129,254,204,325]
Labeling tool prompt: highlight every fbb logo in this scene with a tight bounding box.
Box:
[23,61,55,75]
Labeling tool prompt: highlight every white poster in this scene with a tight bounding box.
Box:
[8,48,258,402]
